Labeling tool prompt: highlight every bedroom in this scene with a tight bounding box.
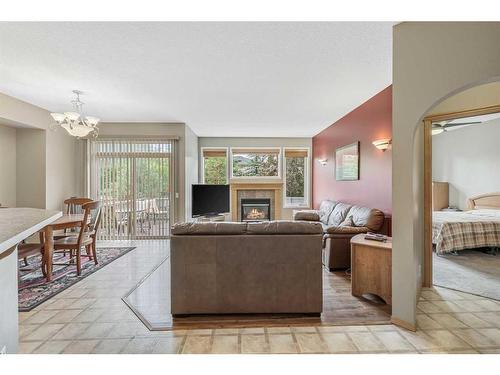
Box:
[428,84,500,301]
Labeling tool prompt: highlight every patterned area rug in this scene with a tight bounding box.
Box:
[18,247,135,311]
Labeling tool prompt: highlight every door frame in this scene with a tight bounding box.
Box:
[423,104,500,287]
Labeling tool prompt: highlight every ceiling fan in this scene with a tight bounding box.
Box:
[431,120,481,135]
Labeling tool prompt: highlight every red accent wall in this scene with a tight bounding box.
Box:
[312,85,392,214]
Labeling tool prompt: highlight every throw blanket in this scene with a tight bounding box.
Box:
[433,210,500,254]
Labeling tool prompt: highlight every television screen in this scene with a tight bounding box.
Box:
[192,184,230,217]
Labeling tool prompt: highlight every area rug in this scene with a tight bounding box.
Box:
[433,249,500,301]
[18,247,135,311]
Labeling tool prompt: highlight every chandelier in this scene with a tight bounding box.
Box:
[50,90,100,138]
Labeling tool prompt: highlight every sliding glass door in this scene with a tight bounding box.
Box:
[89,138,176,240]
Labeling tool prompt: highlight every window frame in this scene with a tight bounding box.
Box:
[229,147,282,180]
[283,147,311,208]
[201,146,229,184]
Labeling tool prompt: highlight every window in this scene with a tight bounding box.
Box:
[202,148,228,184]
[284,148,309,207]
[231,148,281,178]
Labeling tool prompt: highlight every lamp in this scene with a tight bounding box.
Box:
[372,138,392,151]
[50,90,100,138]
[317,159,328,166]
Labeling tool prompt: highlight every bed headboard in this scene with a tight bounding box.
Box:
[466,193,500,210]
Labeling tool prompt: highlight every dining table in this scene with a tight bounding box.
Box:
[42,213,85,282]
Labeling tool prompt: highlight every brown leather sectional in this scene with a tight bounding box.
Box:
[294,200,386,270]
[170,221,323,316]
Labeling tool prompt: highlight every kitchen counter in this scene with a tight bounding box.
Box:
[0,207,61,354]
[0,208,61,256]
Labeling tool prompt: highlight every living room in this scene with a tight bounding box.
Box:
[1,3,500,373]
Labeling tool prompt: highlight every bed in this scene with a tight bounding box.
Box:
[433,193,500,255]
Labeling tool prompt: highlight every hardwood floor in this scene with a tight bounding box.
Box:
[124,255,391,330]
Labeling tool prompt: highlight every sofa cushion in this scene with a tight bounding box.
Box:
[318,200,337,224]
[171,222,217,235]
[215,222,249,234]
[327,202,352,226]
[247,220,323,235]
[293,210,320,222]
[325,226,370,235]
[171,222,247,235]
[348,205,385,231]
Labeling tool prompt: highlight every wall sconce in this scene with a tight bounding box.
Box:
[317,159,328,166]
[372,138,392,152]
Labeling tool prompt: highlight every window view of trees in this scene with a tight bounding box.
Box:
[202,147,307,205]
[232,152,279,177]
[285,150,307,206]
[203,156,227,184]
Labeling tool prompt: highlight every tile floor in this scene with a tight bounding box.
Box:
[18,240,500,354]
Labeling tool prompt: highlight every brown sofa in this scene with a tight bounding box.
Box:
[170,221,323,316]
[293,200,385,270]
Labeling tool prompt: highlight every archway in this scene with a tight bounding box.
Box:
[419,82,500,293]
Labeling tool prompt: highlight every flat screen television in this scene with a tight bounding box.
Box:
[192,184,230,217]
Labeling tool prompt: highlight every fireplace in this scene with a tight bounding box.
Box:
[240,198,271,222]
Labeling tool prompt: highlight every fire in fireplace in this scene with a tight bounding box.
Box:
[241,198,271,222]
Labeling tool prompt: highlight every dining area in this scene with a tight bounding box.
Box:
[15,193,171,287]
[17,197,103,283]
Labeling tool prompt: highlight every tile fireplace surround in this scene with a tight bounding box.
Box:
[230,183,283,221]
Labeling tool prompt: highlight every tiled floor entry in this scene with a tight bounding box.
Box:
[18,241,500,354]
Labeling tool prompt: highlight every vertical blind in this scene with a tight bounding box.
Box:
[89,138,177,240]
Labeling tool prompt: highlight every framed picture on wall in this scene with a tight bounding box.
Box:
[335,141,360,181]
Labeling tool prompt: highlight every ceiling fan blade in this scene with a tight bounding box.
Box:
[443,121,481,128]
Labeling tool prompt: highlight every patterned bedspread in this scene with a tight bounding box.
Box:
[433,210,500,254]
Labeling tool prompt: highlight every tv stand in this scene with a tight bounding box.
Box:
[195,214,226,222]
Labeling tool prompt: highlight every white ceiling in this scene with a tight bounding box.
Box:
[0,22,393,137]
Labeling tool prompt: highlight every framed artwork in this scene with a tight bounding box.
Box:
[335,141,360,181]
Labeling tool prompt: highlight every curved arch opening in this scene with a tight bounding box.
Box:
[417,80,500,299]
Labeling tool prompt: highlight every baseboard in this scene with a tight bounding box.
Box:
[391,316,417,332]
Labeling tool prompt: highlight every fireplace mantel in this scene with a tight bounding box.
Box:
[230,182,283,222]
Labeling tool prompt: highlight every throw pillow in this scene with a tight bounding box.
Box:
[340,215,354,227]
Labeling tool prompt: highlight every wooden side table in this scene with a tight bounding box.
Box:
[350,234,392,305]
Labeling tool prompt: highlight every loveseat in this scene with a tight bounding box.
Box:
[170,220,323,316]
[293,200,386,270]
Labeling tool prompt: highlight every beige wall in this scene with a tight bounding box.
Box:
[392,22,500,326]
[1,91,81,210]
[0,124,17,207]
[199,137,312,219]
[0,92,49,130]
[428,82,500,116]
[16,128,46,208]
[97,122,197,223]
[45,129,79,211]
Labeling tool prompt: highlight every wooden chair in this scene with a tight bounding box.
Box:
[57,197,93,237]
[17,232,45,274]
[64,197,94,215]
[52,201,102,276]
[55,198,94,255]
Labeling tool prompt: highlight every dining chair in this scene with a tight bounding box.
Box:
[17,232,45,274]
[64,197,94,215]
[55,197,94,254]
[52,201,102,275]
